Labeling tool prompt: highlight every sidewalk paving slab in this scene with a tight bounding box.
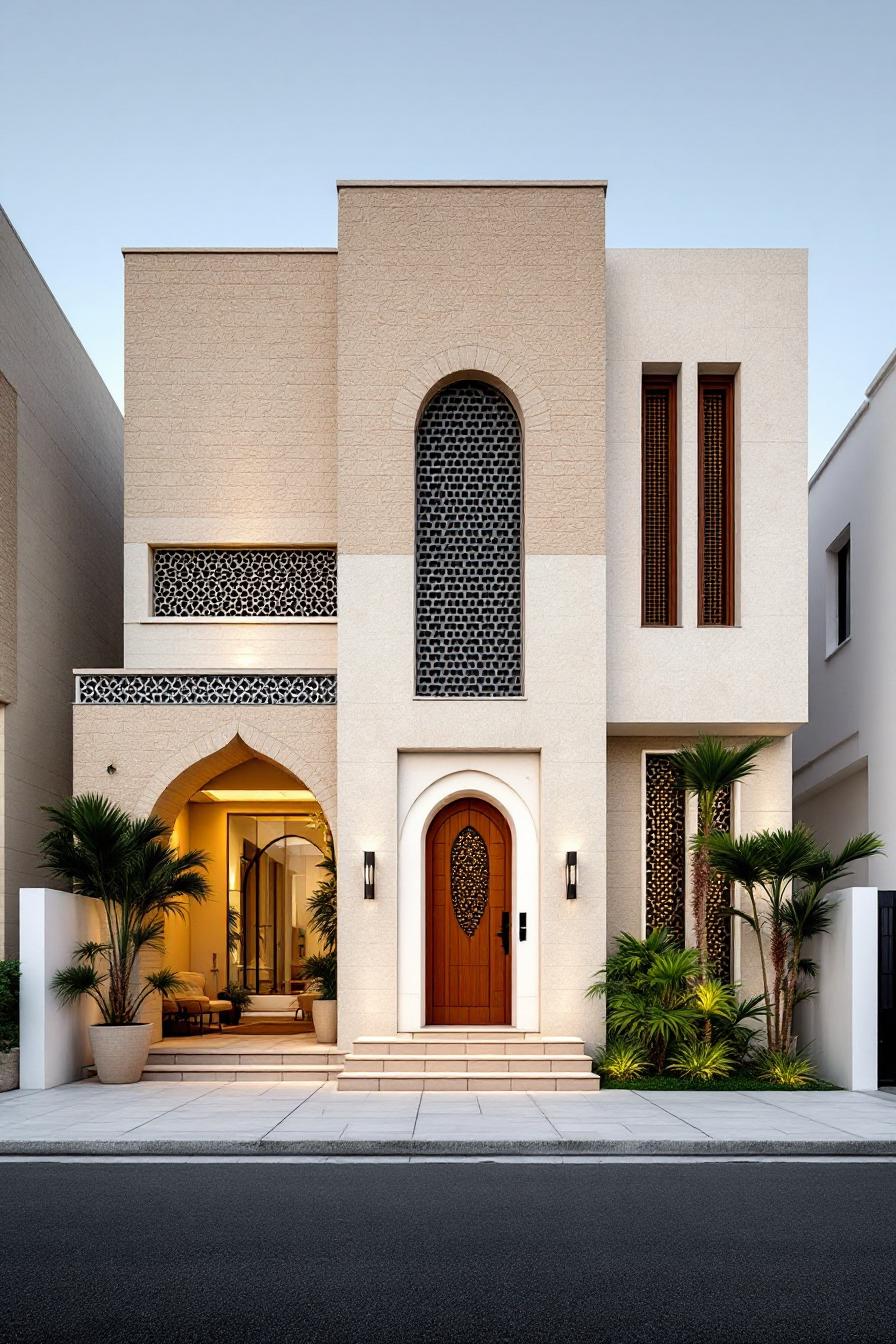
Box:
[4,1079,896,1155]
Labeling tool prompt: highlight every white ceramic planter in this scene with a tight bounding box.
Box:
[89,1023,153,1084]
[311,999,337,1045]
[0,1047,19,1093]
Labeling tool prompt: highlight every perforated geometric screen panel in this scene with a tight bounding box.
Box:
[153,548,337,618]
[707,785,733,981]
[644,754,686,946]
[76,673,336,706]
[415,380,523,697]
[450,825,490,937]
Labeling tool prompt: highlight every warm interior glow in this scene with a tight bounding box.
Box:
[199,788,317,803]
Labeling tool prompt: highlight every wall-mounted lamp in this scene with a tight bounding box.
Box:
[566,851,578,900]
[364,851,376,900]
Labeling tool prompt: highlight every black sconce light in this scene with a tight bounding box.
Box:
[364,851,376,900]
[566,851,578,900]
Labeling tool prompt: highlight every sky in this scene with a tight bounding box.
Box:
[2,0,894,469]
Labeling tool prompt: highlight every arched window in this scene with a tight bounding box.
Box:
[415,379,523,697]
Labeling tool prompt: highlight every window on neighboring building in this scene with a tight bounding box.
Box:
[642,374,678,625]
[415,379,523,697]
[827,527,851,653]
[698,374,735,625]
[837,539,851,645]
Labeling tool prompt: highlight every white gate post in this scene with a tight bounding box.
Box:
[19,887,102,1089]
[798,886,878,1091]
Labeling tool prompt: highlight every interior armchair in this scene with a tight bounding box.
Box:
[170,971,232,1033]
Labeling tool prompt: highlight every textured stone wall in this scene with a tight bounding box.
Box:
[0,208,123,955]
[337,185,606,556]
[124,250,337,546]
[335,185,608,1049]
[0,374,15,704]
[73,705,337,836]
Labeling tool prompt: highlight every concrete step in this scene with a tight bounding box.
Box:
[141,1062,343,1083]
[408,1029,572,1041]
[338,1071,600,1093]
[353,1036,585,1056]
[148,1048,345,1067]
[343,1053,593,1075]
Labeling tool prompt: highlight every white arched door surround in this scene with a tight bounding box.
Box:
[397,755,540,1032]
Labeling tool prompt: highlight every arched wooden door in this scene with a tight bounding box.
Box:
[425,797,512,1025]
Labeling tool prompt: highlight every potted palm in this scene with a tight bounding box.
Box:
[0,959,20,1093]
[41,794,210,1084]
[219,982,252,1026]
[301,833,337,1045]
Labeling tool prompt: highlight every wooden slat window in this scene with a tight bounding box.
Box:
[641,375,678,625]
[698,375,735,625]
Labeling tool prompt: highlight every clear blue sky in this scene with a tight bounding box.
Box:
[2,0,893,468]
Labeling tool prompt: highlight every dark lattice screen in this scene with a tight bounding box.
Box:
[645,755,686,944]
[699,378,734,625]
[153,548,336,618]
[415,380,523,697]
[707,785,733,981]
[642,377,677,625]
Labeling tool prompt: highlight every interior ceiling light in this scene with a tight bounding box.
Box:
[199,789,317,803]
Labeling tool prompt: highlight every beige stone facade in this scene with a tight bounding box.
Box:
[71,182,807,1050]
[1,208,123,955]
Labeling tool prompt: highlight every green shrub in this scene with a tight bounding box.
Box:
[0,959,20,1053]
[595,1040,650,1083]
[668,1039,735,1081]
[753,1048,817,1088]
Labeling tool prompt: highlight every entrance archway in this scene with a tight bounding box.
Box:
[147,746,333,1033]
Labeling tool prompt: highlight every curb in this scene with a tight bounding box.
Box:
[3,1137,896,1157]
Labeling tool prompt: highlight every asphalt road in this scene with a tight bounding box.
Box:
[1,1160,894,1343]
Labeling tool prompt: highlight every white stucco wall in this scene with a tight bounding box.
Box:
[606,249,807,733]
[19,887,103,1088]
[794,352,896,885]
[796,887,878,1091]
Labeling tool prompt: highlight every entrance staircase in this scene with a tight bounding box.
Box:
[337,1030,599,1091]
[141,1042,345,1083]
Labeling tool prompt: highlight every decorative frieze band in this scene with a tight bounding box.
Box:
[152,547,337,618]
[75,673,336,707]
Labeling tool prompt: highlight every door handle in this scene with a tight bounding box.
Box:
[497,911,510,955]
[519,912,527,942]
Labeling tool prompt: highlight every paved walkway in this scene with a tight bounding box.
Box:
[3,1080,896,1154]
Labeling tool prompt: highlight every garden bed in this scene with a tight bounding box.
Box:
[599,1072,838,1091]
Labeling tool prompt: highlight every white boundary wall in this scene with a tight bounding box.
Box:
[798,887,878,1091]
[19,887,102,1088]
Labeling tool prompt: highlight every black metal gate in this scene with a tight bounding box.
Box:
[880,892,896,1086]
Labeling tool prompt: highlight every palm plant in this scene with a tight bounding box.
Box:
[41,794,210,1025]
[588,931,702,1070]
[669,736,771,979]
[706,824,883,1052]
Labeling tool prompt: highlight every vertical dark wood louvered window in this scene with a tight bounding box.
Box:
[641,375,678,625]
[698,375,735,625]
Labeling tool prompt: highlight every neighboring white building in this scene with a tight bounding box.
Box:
[794,348,896,885]
[0,207,122,957]
[69,181,807,1073]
